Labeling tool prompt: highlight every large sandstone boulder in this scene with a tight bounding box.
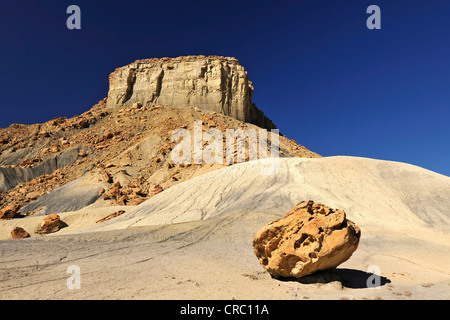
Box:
[106,55,276,130]
[252,201,361,279]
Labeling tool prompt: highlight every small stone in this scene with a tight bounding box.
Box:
[77,119,89,128]
[103,171,113,183]
[38,131,50,138]
[26,191,41,200]
[421,283,434,288]
[149,184,164,196]
[118,194,128,205]
[78,150,88,157]
[11,227,30,239]
[120,161,131,167]
[102,130,114,140]
[98,188,105,197]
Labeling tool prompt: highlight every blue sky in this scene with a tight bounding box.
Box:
[0,0,449,176]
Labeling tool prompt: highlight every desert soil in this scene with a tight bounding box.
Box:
[1,156,449,300]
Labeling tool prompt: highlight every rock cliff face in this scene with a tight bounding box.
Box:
[106,55,276,130]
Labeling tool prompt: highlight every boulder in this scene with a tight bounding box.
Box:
[11,227,30,239]
[26,191,41,200]
[252,200,361,279]
[35,213,63,234]
[0,204,20,220]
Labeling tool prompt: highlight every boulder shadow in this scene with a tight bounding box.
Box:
[60,220,69,230]
[276,268,391,289]
[332,268,391,289]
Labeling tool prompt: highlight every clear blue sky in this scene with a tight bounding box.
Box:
[0,0,449,176]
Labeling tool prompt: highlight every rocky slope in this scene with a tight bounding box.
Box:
[0,98,319,218]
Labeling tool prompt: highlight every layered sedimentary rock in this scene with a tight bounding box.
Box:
[0,147,80,193]
[106,55,276,130]
[253,200,361,278]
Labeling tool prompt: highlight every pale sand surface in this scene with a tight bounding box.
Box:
[1,156,449,299]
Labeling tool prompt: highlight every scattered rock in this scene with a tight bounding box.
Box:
[103,171,113,183]
[152,157,161,164]
[118,194,128,205]
[252,200,361,279]
[421,283,434,288]
[105,162,115,168]
[35,213,63,234]
[149,184,163,196]
[96,210,125,223]
[23,207,43,216]
[78,150,88,157]
[20,159,34,167]
[11,227,30,239]
[103,130,114,140]
[38,131,50,138]
[120,161,131,167]
[0,204,21,220]
[77,119,89,128]
[131,187,144,196]
[98,188,105,197]
[26,191,41,200]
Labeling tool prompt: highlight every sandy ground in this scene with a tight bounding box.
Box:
[0,156,449,299]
